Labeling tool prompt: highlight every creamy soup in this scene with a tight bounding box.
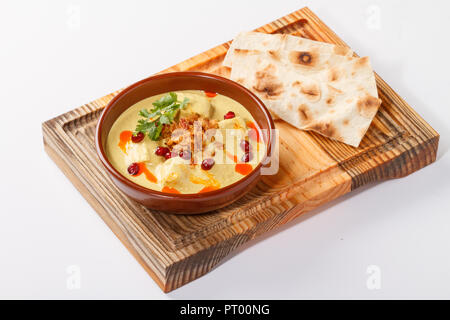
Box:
[106,90,265,194]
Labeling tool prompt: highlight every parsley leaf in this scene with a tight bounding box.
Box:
[134,92,188,141]
[151,92,177,108]
[148,122,163,140]
[159,114,171,125]
[139,109,151,118]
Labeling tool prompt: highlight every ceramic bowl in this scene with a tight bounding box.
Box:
[95,72,275,214]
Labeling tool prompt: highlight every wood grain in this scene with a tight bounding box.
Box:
[42,7,439,292]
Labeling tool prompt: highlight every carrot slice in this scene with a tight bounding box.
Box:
[162,186,181,194]
[204,91,217,98]
[198,186,219,193]
[136,162,157,183]
[118,130,133,153]
[235,163,253,176]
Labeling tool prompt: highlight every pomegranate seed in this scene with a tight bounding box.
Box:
[201,158,215,170]
[241,152,253,163]
[224,111,235,120]
[155,146,170,157]
[127,163,140,176]
[240,140,250,153]
[131,132,144,143]
[164,152,172,160]
[179,150,191,160]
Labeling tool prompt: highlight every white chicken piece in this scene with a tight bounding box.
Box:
[218,116,247,131]
[156,157,191,189]
[125,141,151,164]
[217,116,248,162]
[178,92,214,118]
[124,139,161,165]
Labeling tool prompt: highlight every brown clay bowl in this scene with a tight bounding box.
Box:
[95,72,275,214]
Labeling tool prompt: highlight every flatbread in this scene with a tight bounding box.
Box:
[223,31,354,68]
[225,33,381,147]
[224,32,381,147]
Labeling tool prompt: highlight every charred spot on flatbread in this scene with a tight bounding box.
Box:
[288,49,318,67]
[299,82,321,102]
[268,50,281,61]
[334,46,351,56]
[357,94,381,118]
[354,57,370,69]
[326,97,335,105]
[307,122,341,140]
[297,104,311,122]
[234,49,261,56]
[326,85,343,106]
[252,64,284,100]
[327,85,343,95]
[328,67,342,82]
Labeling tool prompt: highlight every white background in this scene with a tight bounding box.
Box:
[1,0,449,299]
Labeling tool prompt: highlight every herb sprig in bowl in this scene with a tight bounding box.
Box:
[135,92,189,141]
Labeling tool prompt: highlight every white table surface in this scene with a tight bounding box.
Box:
[1,0,449,299]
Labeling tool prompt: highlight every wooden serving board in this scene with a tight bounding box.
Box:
[42,7,439,292]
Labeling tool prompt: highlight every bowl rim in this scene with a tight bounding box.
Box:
[95,71,275,199]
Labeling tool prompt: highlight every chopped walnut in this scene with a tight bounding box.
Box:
[161,113,219,163]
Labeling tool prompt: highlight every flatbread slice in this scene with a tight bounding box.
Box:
[223,31,353,68]
[229,48,381,147]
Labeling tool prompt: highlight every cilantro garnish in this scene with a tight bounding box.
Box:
[135,92,189,141]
